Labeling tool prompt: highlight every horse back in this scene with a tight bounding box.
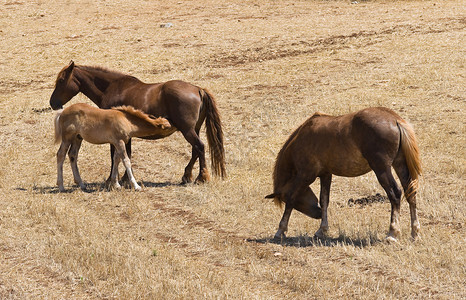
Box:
[102,79,202,131]
[282,108,401,177]
[61,103,130,144]
[103,80,201,111]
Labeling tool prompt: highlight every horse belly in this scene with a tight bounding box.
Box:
[326,150,372,177]
[79,123,126,145]
[79,132,109,144]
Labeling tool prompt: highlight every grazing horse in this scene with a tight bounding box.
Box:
[266,107,422,242]
[49,61,226,184]
[54,103,174,192]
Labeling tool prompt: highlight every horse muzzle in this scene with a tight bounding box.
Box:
[294,199,322,219]
[50,97,63,110]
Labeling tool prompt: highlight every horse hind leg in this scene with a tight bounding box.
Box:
[57,140,71,192]
[109,149,122,190]
[115,141,141,191]
[120,140,133,188]
[68,136,85,190]
[182,145,198,184]
[182,128,210,184]
[394,157,420,240]
[107,140,132,188]
[373,166,403,242]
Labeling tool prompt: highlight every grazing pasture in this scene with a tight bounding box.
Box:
[0,0,464,299]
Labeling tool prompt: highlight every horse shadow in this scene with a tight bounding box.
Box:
[141,181,180,188]
[29,181,178,194]
[247,234,382,248]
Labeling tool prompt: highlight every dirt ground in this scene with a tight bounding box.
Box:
[0,0,465,299]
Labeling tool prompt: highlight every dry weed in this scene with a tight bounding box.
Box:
[0,0,464,299]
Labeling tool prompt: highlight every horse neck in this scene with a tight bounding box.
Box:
[130,122,158,137]
[74,66,126,107]
[121,112,160,137]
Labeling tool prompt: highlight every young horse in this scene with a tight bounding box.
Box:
[266,107,422,242]
[54,103,174,192]
[49,61,225,185]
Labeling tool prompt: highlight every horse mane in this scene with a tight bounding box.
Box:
[79,65,126,76]
[77,65,140,81]
[311,111,329,118]
[112,106,170,128]
[270,111,329,206]
[270,121,305,207]
[55,64,132,85]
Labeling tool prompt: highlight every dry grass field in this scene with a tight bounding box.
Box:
[0,0,464,298]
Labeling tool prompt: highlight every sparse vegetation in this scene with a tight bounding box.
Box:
[0,0,464,299]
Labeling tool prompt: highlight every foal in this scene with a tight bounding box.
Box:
[54,103,174,192]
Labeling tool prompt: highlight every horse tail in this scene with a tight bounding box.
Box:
[200,89,226,178]
[54,109,64,145]
[397,119,422,200]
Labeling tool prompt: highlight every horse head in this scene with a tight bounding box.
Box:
[265,186,322,220]
[50,61,80,110]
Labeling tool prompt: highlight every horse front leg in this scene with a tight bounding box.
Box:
[275,174,316,240]
[315,174,332,239]
[275,202,293,240]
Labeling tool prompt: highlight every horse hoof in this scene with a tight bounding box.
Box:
[104,179,114,189]
[314,227,328,239]
[194,175,210,184]
[273,230,286,242]
[121,181,132,189]
[385,235,398,243]
[411,225,420,240]
[134,185,142,191]
[194,169,210,184]
[410,232,421,242]
[181,175,193,184]
[194,177,206,184]
[110,182,121,190]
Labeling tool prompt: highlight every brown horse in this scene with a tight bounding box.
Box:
[266,107,422,242]
[49,61,226,184]
[54,103,174,192]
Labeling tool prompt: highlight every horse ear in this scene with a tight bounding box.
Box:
[162,119,171,129]
[265,193,277,199]
[66,61,75,74]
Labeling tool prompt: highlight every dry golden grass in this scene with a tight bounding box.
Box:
[0,0,464,298]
